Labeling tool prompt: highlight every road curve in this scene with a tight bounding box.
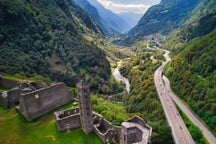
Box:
[163,76,216,144]
[154,50,195,144]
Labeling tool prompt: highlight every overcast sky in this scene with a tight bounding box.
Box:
[96,0,161,14]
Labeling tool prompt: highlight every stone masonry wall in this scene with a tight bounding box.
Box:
[0,92,7,108]
[0,77,19,89]
[93,114,116,143]
[17,82,74,121]
[113,126,122,143]
[54,108,81,131]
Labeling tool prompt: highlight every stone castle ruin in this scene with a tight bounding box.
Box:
[0,76,152,143]
[0,77,44,108]
[54,80,152,144]
[16,82,74,121]
[0,76,74,121]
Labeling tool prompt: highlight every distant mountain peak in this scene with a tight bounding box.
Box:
[75,0,131,34]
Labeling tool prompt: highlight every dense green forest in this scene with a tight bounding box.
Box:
[0,0,116,93]
[119,50,174,144]
[165,29,216,134]
[127,0,201,44]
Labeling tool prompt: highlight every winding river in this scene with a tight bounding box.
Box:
[112,61,130,93]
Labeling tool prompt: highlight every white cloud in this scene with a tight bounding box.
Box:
[97,0,150,14]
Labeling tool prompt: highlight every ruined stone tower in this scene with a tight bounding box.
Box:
[76,80,93,134]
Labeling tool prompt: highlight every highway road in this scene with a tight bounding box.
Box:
[163,76,216,144]
[154,50,195,144]
[155,49,216,144]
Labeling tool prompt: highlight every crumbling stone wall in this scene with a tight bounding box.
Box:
[126,116,146,128]
[127,127,143,143]
[93,113,116,144]
[120,116,152,144]
[113,126,121,143]
[0,88,20,108]
[0,92,6,108]
[17,82,74,121]
[0,77,19,89]
[55,108,80,131]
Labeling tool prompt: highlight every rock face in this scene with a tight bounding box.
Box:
[16,82,74,121]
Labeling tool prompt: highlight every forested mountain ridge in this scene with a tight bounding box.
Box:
[73,0,116,36]
[0,0,111,93]
[163,0,216,134]
[165,28,216,134]
[129,0,201,38]
[164,0,216,55]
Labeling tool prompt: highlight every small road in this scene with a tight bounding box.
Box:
[112,61,130,93]
[154,50,195,144]
[163,76,216,144]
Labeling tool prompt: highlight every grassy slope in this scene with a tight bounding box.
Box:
[0,103,102,144]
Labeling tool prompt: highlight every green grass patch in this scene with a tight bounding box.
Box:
[0,102,102,144]
[1,73,52,85]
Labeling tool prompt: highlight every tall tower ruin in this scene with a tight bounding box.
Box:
[76,80,93,134]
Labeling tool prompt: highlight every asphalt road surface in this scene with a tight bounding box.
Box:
[155,49,216,144]
[163,76,216,144]
[154,50,195,144]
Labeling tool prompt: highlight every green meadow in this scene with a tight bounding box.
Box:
[0,103,102,144]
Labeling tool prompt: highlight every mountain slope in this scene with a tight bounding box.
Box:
[129,0,201,37]
[86,0,131,33]
[164,0,216,55]
[72,0,116,35]
[0,0,110,92]
[165,28,216,134]
[164,0,216,134]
